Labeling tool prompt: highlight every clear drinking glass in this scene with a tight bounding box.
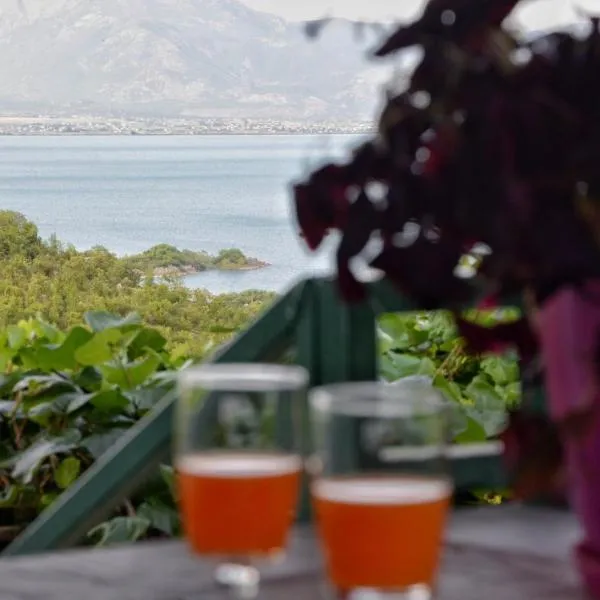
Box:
[309,381,452,600]
[175,363,309,599]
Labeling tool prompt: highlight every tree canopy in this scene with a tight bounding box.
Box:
[0,211,274,358]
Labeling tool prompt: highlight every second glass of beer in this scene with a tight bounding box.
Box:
[309,381,452,599]
[175,363,308,599]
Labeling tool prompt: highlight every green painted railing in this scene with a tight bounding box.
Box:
[2,276,507,556]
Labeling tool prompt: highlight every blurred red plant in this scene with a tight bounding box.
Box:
[294,3,600,595]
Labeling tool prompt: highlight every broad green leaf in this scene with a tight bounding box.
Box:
[48,392,91,414]
[415,356,436,376]
[137,499,179,536]
[7,325,26,350]
[32,316,63,344]
[465,376,507,436]
[100,353,161,390]
[87,516,150,546]
[406,327,431,348]
[386,353,422,379]
[40,492,60,508]
[0,485,19,508]
[74,328,122,366]
[72,366,103,391]
[129,386,171,414]
[26,401,54,427]
[7,430,82,484]
[380,354,403,381]
[454,416,488,443]
[0,347,12,372]
[0,400,16,415]
[127,327,167,359]
[82,428,128,459]
[378,314,411,349]
[54,456,81,489]
[84,311,141,333]
[89,389,129,413]
[15,375,78,403]
[433,375,462,404]
[480,356,519,386]
[159,464,175,497]
[503,381,522,406]
[385,353,436,380]
[0,373,20,396]
[59,325,94,356]
[66,392,93,414]
[13,374,66,392]
[377,329,395,355]
[18,347,51,371]
[32,326,94,371]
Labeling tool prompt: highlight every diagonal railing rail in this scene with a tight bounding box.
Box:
[3,276,508,557]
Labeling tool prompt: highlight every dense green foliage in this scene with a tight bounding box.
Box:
[0,312,181,546]
[0,210,520,547]
[121,243,264,274]
[122,243,214,272]
[0,211,274,358]
[378,310,520,443]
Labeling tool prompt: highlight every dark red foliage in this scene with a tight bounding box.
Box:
[455,316,539,364]
[293,0,600,331]
[501,411,565,501]
[373,0,520,57]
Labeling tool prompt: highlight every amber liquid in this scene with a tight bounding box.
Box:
[312,475,451,591]
[176,451,301,556]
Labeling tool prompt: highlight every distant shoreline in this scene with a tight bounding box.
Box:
[0,117,374,137]
[0,130,372,137]
[121,245,271,279]
[152,261,270,278]
[0,132,368,137]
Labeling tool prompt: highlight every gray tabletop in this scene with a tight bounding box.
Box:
[0,505,586,600]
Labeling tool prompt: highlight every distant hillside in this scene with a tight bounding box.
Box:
[0,0,392,120]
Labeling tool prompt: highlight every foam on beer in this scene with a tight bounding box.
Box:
[312,477,451,505]
[176,452,301,478]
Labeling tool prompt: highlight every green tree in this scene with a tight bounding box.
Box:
[0,214,274,358]
[215,248,246,266]
[0,210,43,260]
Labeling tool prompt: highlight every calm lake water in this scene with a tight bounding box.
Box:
[0,134,367,294]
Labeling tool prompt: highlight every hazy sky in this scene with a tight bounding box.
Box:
[242,0,589,32]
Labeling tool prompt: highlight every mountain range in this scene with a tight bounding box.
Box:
[0,0,395,120]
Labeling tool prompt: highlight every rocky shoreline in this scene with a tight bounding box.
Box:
[152,259,270,278]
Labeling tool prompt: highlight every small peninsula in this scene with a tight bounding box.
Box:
[122,244,269,277]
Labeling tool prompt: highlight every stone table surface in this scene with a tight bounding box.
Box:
[0,504,587,600]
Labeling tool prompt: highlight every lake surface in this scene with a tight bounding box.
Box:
[0,135,367,294]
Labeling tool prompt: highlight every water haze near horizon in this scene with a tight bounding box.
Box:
[0,134,367,294]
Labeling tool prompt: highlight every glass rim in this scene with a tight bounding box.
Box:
[178,363,309,391]
[309,380,446,418]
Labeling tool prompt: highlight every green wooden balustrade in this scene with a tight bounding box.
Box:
[2,276,508,557]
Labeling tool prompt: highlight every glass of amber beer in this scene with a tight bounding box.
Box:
[309,380,452,599]
[175,363,308,599]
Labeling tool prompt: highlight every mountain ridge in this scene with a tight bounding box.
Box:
[0,0,389,120]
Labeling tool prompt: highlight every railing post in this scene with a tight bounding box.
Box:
[295,277,378,518]
[317,279,377,473]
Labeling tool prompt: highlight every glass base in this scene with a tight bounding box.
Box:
[327,584,433,600]
[215,562,260,599]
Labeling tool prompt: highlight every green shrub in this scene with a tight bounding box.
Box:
[0,312,184,547]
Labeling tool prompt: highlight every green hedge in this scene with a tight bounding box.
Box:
[0,306,520,547]
[0,312,182,547]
